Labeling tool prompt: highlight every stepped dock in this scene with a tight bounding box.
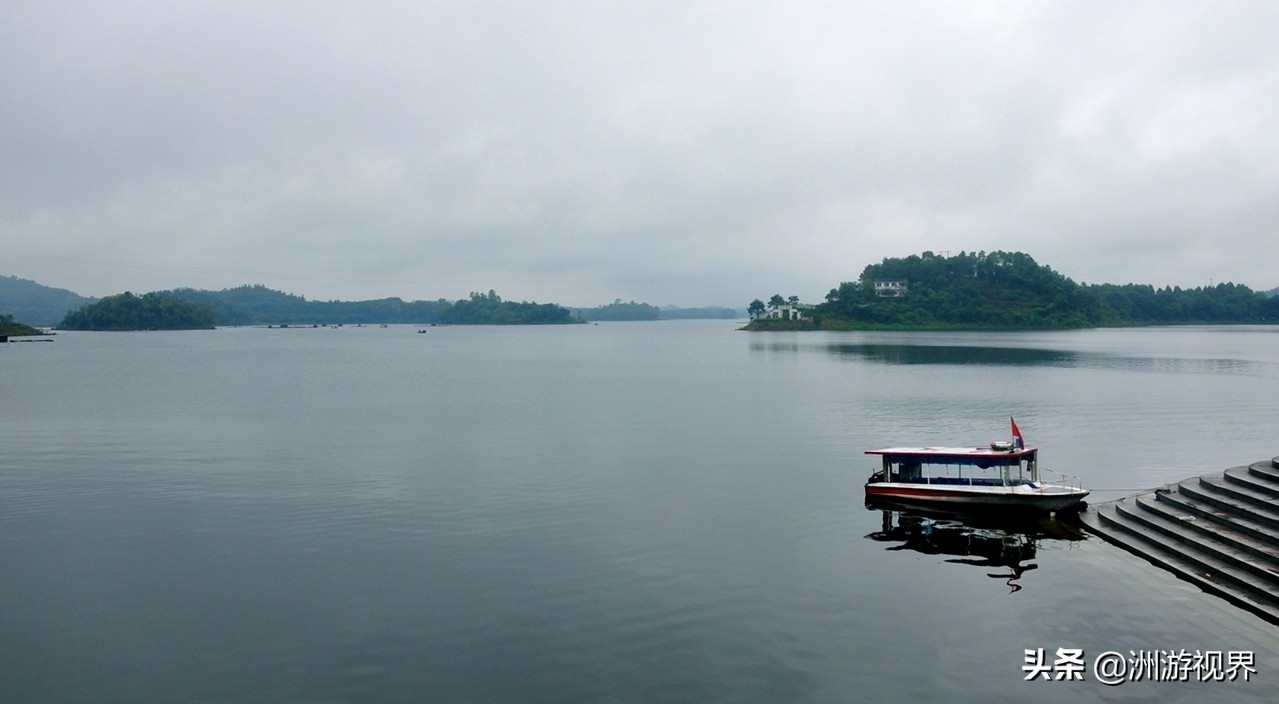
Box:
[1077,456,1279,626]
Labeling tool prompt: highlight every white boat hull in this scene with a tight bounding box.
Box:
[865,481,1089,512]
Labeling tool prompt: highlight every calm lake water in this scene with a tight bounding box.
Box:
[2,322,1277,703]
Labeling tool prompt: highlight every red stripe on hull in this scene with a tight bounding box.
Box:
[865,483,1088,511]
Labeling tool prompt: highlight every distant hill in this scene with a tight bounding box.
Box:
[0,275,96,326]
[749,251,1279,330]
[36,281,578,328]
[659,305,742,320]
[161,286,577,326]
[571,301,660,321]
[162,284,451,326]
[568,302,743,321]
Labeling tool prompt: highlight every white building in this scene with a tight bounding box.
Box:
[874,280,908,297]
[753,303,811,321]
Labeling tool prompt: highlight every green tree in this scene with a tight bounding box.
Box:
[60,292,216,331]
[1,313,44,336]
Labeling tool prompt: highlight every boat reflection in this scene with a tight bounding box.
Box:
[865,499,1086,593]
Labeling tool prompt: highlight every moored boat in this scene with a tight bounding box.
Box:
[864,419,1088,514]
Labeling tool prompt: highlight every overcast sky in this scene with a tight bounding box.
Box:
[3,1,1277,306]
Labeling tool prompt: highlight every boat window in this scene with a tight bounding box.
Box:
[900,462,922,480]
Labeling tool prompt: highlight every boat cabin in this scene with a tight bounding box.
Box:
[866,445,1041,488]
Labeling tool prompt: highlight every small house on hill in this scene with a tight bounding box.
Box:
[874,280,908,297]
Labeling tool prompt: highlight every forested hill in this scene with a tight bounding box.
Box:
[57,286,580,328]
[164,286,579,326]
[766,251,1277,330]
[0,275,96,326]
[165,284,450,326]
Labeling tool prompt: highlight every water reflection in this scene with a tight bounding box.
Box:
[865,501,1085,593]
[829,343,1076,366]
[749,339,1265,376]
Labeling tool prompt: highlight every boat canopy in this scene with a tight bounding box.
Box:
[866,446,1037,467]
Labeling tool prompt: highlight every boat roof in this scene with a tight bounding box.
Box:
[866,446,1038,461]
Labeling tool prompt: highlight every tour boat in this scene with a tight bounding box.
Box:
[864,420,1088,513]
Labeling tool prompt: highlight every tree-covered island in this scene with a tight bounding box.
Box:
[746,250,1279,330]
[59,292,217,331]
[572,300,661,321]
[57,287,582,329]
[438,290,581,325]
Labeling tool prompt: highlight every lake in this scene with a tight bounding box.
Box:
[2,322,1277,703]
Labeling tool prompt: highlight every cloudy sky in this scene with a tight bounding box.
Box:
[3,1,1277,306]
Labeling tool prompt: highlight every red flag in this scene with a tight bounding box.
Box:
[1010,417,1024,449]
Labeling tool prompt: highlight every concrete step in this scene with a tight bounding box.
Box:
[1179,479,1279,532]
[1154,488,1279,548]
[1077,458,1279,627]
[1134,494,1279,568]
[1199,472,1279,515]
[1080,503,1279,624]
[1225,465,1279,499]
[1202,472,1279,514]
[1248,459,1279,483]
[1117,499,1279,586]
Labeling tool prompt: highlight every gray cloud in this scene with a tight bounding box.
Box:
[3,1,1277,305]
